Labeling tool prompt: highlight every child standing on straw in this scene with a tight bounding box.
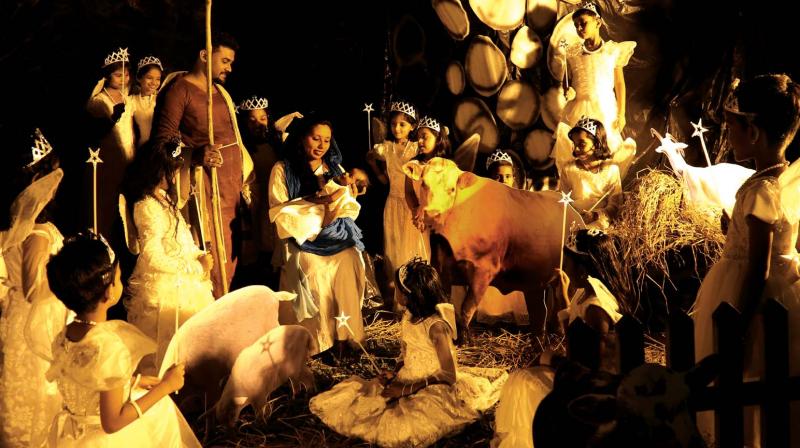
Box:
[310,258,506,448]
[692,74,800,447]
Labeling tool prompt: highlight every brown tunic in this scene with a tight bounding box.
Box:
[154,75,243,297]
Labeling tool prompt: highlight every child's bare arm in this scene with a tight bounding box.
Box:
[99,364,184,433]
[428,321,457,385]
[739,216,773,328]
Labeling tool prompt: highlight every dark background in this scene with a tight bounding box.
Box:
[2,0,800,250]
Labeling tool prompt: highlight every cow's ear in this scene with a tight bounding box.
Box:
[402,160,425,181]
[457,171,478,189]
[568,393,617,426]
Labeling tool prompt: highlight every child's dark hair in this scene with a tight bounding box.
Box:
[568,118,611,160]
[565,229,631,315]
[47,233,119,314]
[395,258,449,318]
[101,61,128,84]
[734,74,800,149]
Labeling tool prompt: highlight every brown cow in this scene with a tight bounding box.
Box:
[402,157,584,342]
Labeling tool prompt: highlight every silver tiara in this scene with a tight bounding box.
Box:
[573,116,598,136]
[485,149,514,170]
[575,1,600,17]
[397,256,427,295]
[27,128,54,168]
[103,47,129,67]
[238,96,269,112]
[418,116,441,133]
[389,101,418,121]
[723,78,756,118]
[137,55,162,72]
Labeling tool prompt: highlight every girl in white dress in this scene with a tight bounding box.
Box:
[692,74,800,447]
[559,117,622,229]
[123,139,215,374]
[45,232,199,447]
[310,258,506,447]
[86,48,137,238]
[130,56,163,148]
[368,101,427,302]
[552,1,636,177]
[0,131,69,448]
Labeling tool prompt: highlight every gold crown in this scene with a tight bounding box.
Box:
[137,55,162,72]
[418,116,441,133]
[103,47,129,67]
[485,149,514,170]
[26,128,54,168]
[238,96,269,111]
[389,101,417,121]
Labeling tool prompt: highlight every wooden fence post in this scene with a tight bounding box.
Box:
[714,302,743,448]
[615,314,644,374]
[762,298,789,448]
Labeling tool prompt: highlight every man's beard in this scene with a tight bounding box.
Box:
[213,76,226,85]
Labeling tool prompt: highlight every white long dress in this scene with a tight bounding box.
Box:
[125,191,214,375]
[553,40,637,176]
[372,140,430,274]
[45,321,200,447]
[269,161,366,354]
[692,176,800,447]
[309,305,507,448]
[0,170,69,448]
[559,160,622,229]
[130,93,157,147]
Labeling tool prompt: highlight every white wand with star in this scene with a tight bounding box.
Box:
[558,190,574,272]
[335,311,380,374]
[691,118,711,166]
[87,148,103,234]
[364,103,374,150]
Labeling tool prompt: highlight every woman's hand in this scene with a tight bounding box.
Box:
[381,380,410,399]
[377,370,396,387]
[161,364,185,393]
[412,208,427,231]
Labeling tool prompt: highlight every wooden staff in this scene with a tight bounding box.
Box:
[205,0,229,294]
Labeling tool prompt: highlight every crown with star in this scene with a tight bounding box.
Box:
[572,116,599,136]
[389,101,418,121]
[26,128,54,168]
[418,116,441,133]
[575,1,601,17]
[103,47,129,67]
[137,55,162,72]
[485,149,514,170]
[238,95,269,111]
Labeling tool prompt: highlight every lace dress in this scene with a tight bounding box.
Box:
[45,321,200,447]
[0,170,69,448]
[692,177,800,447]
[126,191,214,375]
[553,40,637,176]
[309,305,507,447]
[559,160,622,228]
[372,140,430,274]
[130,93,157,147]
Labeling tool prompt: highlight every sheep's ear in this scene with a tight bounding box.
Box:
[568,393,617,426]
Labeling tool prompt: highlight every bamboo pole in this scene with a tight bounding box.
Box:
[205,0,229,294]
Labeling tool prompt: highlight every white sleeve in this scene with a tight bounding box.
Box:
[268,161,290,207]
[134,198,203,275]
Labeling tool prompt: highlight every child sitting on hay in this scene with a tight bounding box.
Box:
[309,258,507,448]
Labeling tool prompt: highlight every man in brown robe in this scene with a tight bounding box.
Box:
[152,32,253,297]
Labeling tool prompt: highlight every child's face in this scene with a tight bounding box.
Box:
[137,67,162,96]
[571,129,602,169]
[247,108,269,136]
[724,111,755,162]
[391,115,414,141]
[108,67,131,90]
[417,127,437,154]
[493,165,515,186]
[573,12,601,40]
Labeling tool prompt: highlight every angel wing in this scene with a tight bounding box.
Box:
[779,157,800,223]
[371,116,387,149]
[274,111,304,135]
[453,133,480,173]
[1,169,63,254]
